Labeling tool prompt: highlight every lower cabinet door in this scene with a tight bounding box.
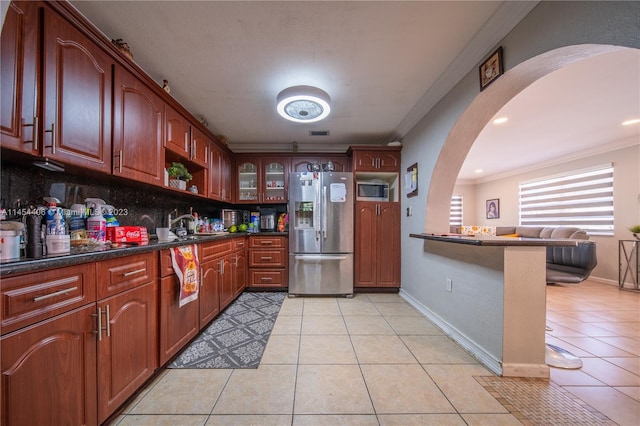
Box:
[159,275,199,366]
[97,281,158,423]
[199,258,221,329]
[1,304,98,426]
[219,255,234,310]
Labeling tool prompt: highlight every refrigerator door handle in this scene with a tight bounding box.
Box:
[322,185,328,239]
[295,255,348,261]
[314,178,321,240]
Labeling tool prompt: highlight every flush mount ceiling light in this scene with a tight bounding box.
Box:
[276,85,331,123]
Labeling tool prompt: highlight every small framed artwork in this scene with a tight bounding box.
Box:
[405,163,418,197]
[486,199,500,219]
[479,46,503,91]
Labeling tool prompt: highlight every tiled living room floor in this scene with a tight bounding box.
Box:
[109,280,639,425]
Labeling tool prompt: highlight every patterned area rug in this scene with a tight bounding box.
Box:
[168,292,286,369]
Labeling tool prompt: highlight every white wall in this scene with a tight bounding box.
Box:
[470,143,639,282]
[401,2,639,309]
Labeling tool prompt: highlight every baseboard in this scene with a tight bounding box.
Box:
[399,289,503,376]
[587,276,618,286]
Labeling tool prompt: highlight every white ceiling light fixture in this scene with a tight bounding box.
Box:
[277,85,331,123]
[493,117,508,124]
[622,118,640,126]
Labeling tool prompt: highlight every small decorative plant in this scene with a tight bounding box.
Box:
[167,162,192,181]
[629,225,640,239]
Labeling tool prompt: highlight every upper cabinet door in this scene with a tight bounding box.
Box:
[351,148,400,172]
[262,158,288,203]
[0,1,38,155]
[190,127,209,167]
[236,160,259,203]
[42,5,113,173]
[113,65,164,186]
[165,105,190,157]
[208,142,223,201]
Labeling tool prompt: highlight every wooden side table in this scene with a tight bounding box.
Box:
[619,239,639,290]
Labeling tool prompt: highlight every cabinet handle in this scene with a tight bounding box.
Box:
[204,145,208,164]
[200,267,204,287]
[105,304,111,338]
[33,286,78,302]
[91,305,111,342]
[261,256,272,261]
[191,139,196,160]
[44,123,55,154]
[115,149,124,172]
[260,240,273,245]
[23,116,39,150]
[235,255,239,267]
[260,277,273,281]
[184,132,189,152]
[220,259,225,275]
[122,268,146,277]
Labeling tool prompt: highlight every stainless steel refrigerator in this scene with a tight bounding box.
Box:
[288,171,354,296]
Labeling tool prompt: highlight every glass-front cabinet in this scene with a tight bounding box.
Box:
[237,161,259,202]
[235,157,289,204]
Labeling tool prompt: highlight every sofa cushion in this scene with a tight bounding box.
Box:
[515,227,545,238]
[548,227,589,239]
[539,227,555,239]
[496,227,516,235]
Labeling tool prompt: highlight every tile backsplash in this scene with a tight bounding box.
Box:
[1,161,231,233]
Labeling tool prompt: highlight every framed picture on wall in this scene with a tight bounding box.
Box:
[479,46,503,90]
[486,199,500,219]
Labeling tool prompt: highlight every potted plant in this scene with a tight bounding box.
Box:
[167,162,192,190]
[629,225,640,240]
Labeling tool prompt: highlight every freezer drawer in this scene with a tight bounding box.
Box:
[288,253,353,296]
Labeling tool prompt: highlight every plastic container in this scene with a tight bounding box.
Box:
[46,234,70,255]
[43,197,61,228]
[85,198,107,243]
[0,230,22,260]
[103,205,119,227]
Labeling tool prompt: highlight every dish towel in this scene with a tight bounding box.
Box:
[170,244,200,307]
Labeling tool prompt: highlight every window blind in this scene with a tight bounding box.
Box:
[450,194,463,226]
[519,165,614,236]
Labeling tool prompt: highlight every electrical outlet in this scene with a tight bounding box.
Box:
[446,278,452,292]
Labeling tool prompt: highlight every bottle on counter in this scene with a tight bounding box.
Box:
[85,198,107,243]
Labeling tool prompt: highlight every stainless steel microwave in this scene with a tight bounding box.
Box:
[356,181,389,201]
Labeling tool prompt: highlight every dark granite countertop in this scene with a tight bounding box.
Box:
[409,233,579,247]
[0,231,288,277]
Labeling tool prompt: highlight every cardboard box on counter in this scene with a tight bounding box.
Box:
[106,226,149,244]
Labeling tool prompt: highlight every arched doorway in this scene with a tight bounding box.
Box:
[424,44,633,233]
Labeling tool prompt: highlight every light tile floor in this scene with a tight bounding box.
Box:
[110,280,639,425]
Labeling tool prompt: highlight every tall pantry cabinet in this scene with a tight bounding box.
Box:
[349,146,402,289]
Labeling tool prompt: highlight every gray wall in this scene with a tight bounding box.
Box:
[401,2,639,306]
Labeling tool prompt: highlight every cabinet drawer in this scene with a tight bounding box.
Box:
[233,237,247,251]
[98,253,157,299]
[200,240,233,262]
[249,270,285,287]
[249,236,286,248]
[1,263,97,334]
[249,249,286,267]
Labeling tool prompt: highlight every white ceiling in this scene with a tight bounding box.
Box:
[69,1,639,181]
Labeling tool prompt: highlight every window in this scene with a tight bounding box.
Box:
[450,194,463,226]
[519,165,614,236]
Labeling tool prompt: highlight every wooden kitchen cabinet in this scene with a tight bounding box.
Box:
[1,1,113,173]
[113,64,165,186]
[199,240,232,328]
[1,304,98,426]
[165,104,191,158]
[248,235,288,288]
[354,202,401,288]
[159,248,199,365]
[290,155,350,172]
[0,262,98,426]
[236,156,289,204]
[209,142,232,202]
[0,1,39,155]
[233,237,248,297]
[96,253,158,423]
[349,146,401,172]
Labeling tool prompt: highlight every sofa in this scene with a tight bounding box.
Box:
[450,226,597,284]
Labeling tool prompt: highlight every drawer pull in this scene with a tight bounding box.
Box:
[33,286,78,302]
[260,277,273,281]
[260,241,273,245]
[260,256,273,261]
[122,268,146,277]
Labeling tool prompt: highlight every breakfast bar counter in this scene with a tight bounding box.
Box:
[407,233,577,378]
